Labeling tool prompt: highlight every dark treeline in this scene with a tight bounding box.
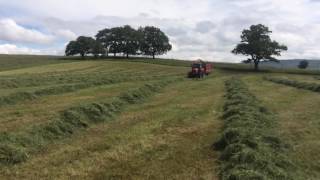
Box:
[65,25,172,59]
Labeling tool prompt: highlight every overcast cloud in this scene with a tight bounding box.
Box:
[0,0,320,62]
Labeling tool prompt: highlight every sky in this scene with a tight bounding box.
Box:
[0,0,320,62]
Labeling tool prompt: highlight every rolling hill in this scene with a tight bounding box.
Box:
[260,59,320,70]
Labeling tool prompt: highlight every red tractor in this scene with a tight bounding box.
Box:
[188,60,213,78]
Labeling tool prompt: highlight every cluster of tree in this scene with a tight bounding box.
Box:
[232,24,288,71]
[65,25,172,59]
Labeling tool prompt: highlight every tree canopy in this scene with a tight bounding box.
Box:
[95,28,112,56]
[91,40,106,58]
[139,26,172,59]
[232,24,288,70]
[93,25,172,59]
[96,26,137,57]
[122,25,140,58]
[65,36,96,58]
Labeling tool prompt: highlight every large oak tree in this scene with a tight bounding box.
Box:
[65,36,96,58]
[232,24,288,71]
[91,40,106,58]
[95,28,112,56]
[138,26,172,59]
[121,25,140,58]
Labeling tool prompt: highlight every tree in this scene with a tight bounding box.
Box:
[122,25,139,58]
[108,27,125,57]
[65,36,95,58]
[232,24,288,71]
[298,60,309,69]
[65,41,78,56]
[91,40,106,58]
[95,28,112,56]
[138,26,172,59]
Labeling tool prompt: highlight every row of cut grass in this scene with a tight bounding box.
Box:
[0,81,153,132]
[0,55,71,72]
[265,76,320,92]
[246,75,320,179]
[0,61,104,76]
[0,64,185,89]
[0,74,176,107]
[0,79,177,165]
[0,68,158,88]
[0,74,222,179]
[214,77,292,180]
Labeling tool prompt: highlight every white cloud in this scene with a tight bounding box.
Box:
[0,44,62,55]
[1,0,320,61]
[0,44,41,54]
[0,18,54,44]
[195,21,216,34]
[1,0,210,20]
[55,29,77,40]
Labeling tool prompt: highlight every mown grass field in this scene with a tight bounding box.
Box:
[0,56,319,179]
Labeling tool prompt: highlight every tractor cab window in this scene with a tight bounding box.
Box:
[192,64,202,68]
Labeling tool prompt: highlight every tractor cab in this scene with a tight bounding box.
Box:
[192,63,202,69]
[188,60,213,78]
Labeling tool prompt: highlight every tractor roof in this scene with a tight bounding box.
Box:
[193,59,205,64]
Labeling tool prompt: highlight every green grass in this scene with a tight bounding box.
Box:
[0,80,175,165]
[0,73,225,179]
[0,55,319,179]
[0,54,71,71]
[245,75,320,179]
[214,77,292,179]
[265,76,320,92]
[0,81,159,132]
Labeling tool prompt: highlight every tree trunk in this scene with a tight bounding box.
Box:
[81,53,85,58]
[114,53,116,57]
[126,53,129,58]
[152,53,155,59]
[254,60,259,71]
